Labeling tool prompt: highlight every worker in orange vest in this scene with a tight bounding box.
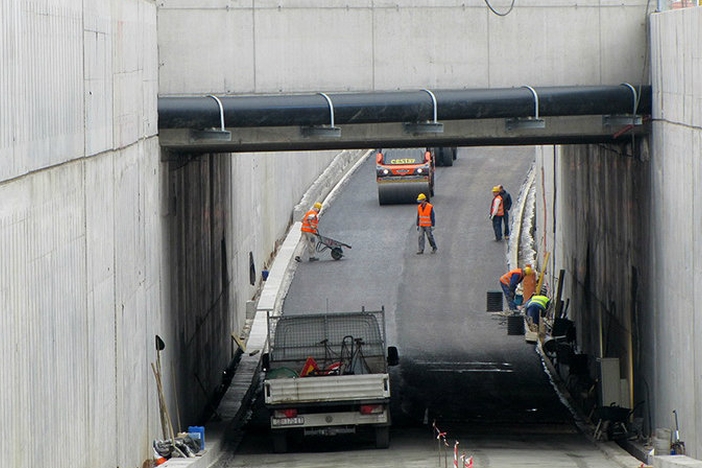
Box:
[489,186,505,241]
[416,193,437,254]
[500,266,532,311]
[295,202,322,262]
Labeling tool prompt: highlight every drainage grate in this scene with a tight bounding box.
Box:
[507,314,525,335]
[486,291,503,312]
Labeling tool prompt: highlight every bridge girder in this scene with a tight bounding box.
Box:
[158,85,651,153]
[159,115,650,153]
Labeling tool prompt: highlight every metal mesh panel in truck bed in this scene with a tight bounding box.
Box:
[268,311,386,363]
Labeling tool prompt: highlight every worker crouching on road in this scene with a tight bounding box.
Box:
[416,193,437,254]
[499,266,532,312]
[296,202,322,263]
[524,294,550,328]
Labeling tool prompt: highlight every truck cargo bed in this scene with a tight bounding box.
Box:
[264,373,390,405]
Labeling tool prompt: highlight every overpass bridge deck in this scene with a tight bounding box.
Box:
[157,85,651,153]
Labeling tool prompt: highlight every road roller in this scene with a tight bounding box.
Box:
[375,148,435,205]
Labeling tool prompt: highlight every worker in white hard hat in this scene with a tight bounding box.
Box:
[295,202,322,262]
[416,193,437,255]
[499,266,533,312]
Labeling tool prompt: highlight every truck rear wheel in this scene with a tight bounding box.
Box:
[272,430,288,453]
[375,426,390,449]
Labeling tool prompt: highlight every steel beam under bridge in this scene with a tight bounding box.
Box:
[158,85,651,153]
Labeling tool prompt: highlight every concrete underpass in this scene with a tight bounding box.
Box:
[1,2,700,468]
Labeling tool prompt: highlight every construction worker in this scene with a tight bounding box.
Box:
[523,294,550,326]
[499,266,532,312]
[499,185,512,239]
[489,186,505,241]
[295,202,322,262]
[416,193,437,254]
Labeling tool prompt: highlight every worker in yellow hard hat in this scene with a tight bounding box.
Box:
[499,266,533,312]
[295,202,322,262]
[416,193,437,254]
[489,186,505,241]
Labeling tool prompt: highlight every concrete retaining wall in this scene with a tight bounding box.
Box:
[649,6,702,459]
[1,2,163,468]
[533,6,702,459]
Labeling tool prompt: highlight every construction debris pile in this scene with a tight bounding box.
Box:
[154,433,200,457]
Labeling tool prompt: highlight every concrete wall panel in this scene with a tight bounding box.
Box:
[487,7,602,87]
[158,8,255,95]
[0,161,92,468]
[372,6,488,90]
[650,122,699,455]
[0,1,84,180]
[254,8,374,92]
[158,0,651,95]
[113,0,159,145]
[598,6,650,85]
[84,153,119,467]
[652,9,702,127]
[113,143,155,466]
[84,18,114,155]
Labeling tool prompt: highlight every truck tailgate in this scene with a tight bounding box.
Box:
[264,373,390,405]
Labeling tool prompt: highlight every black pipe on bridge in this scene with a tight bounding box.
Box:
[158,85,651,130]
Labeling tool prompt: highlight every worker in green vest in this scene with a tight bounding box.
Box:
[524,294,551,326]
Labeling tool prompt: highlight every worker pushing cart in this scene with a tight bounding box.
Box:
[295,202,352,262]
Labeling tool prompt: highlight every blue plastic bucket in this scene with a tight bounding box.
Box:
[188,426,205,451]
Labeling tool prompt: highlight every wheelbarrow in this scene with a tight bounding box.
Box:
[593,404,632,441]
[316,233,352,260]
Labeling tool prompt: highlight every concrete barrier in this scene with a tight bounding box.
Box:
[654,455,702,468]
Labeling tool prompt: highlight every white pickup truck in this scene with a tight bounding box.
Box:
[262,308,399,453]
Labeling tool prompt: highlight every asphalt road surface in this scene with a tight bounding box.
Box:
[213,147,643,468]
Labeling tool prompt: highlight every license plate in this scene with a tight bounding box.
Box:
[272,417,305,426]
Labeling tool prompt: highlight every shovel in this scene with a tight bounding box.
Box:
[671,409,685,455]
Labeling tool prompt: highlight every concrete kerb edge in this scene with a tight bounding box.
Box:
[508,164,536,271]
[180,149,371,468]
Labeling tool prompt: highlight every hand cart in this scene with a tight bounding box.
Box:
[593,404,633,441]
[316,233,352,260]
